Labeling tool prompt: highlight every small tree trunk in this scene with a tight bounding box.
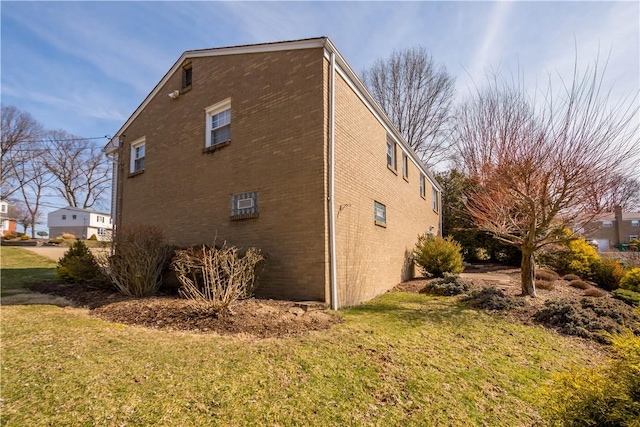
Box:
[30,220,36,238]
[520,249,537,297]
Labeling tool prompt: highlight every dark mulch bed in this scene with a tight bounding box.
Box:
[29,282,342,339]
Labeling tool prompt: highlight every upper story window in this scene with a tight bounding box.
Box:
[603,220,613,228]
[420,173,426,199]
[374,201,387,226]
[97,216,105,223]
[182,63,192,89]
[386,138,396,171]
[62,215,67,220]
[632,220,639,227]
[205,99,231,149]
[402,153,408,180]
[432,187,439,212]
[130,137,146,173]
[0,204,6,213]
[72,215,77,220]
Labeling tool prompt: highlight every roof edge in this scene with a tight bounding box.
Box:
[104,37,327,153]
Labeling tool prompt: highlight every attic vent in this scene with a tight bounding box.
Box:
[182,64,192,89]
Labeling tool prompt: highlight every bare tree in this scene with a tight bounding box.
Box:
[13,153,51,238]
[585,173,640,212]
[1,105,44,199]
[454,62,639,296]
[43,130,111,210]
[362,46,455,167]
[14,203,32,235]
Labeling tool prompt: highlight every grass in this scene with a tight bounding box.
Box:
[1,247,57,297]
[0,248,607,426]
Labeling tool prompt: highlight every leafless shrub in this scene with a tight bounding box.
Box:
[563,274,581,281]
[101,225,173,297]
[172,244,264,315]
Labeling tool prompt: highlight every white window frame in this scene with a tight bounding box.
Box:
[205,99,231,148]
[0,204,6,213]
[432,188,439,212]
[97,228,107,236]
[632,220,639,227]
[374,201,386,225]
[420,173,425,199]
[386,138,396,170]
[602,220,613,228]
[130,137,146,173]
[237,198,254,210]
[629,235,638,240]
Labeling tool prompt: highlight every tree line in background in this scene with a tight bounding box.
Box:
[1,105,111,237]
[362,48,640,297]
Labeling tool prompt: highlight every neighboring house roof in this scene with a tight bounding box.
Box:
[48,206,112,216]
[593,211,640,221]
[103,36,442,192]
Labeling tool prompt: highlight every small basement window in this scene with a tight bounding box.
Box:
[632,220,639,227]
[374,201,386,227]
[231,191,259,220]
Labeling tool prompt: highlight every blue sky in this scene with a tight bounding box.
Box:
[1,1,639,219]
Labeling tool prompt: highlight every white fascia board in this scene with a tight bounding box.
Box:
[322,39,442,193]
[104,38,327,152]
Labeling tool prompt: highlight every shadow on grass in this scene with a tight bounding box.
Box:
[343,292,477,328]
[0,268,72,306]
[1,268,56,293]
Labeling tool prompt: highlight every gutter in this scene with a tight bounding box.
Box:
[328,50,339,310]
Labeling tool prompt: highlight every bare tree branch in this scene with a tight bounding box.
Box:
[43,130,111,210]
[362,46,456,167]
[1,105,44,199]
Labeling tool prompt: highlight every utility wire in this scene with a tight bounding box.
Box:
[4,135,111,144]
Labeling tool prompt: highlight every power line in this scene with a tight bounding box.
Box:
[6,135,111,144]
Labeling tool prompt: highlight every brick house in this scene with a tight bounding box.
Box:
[104,37,442,308]
[586,206,640,251]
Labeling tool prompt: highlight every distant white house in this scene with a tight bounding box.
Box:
[47,207,112,241]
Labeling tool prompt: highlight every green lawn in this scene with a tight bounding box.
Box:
[0,247,606,426]
[0,247,57,297]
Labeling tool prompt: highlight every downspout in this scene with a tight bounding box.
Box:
[439,190,443,237]
[328,51,338,310]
